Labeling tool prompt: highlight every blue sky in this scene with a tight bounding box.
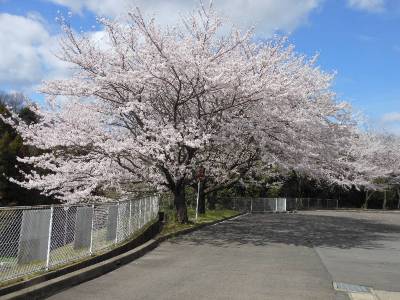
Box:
[0,0,399,132]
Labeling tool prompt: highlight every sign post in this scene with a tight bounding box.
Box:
[196,181,200,221]
[195,166,205,221]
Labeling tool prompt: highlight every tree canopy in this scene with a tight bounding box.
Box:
[4,3,399,220]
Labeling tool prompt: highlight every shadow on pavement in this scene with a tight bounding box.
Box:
[170,213,400,249]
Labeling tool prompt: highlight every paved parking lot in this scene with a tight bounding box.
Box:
[50,211,400,300]
[303,211,400,293]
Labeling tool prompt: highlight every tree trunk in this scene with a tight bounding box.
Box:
[207,191,216,210]
[174,181,188,223]
[197,181,206,215]
[297,172,302,198]
[397,188,400,210]
[260,184,267,198]
[382,190,387,210]
[363,189,371,209]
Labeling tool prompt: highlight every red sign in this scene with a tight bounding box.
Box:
[196,166,206,181]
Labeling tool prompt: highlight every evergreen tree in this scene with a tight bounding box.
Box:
[0,91,54,206]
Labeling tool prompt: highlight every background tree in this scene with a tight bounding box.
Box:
[0,91,54,206]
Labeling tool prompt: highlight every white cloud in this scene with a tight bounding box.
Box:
[382,112,400,123]
[379,112,400,135]
[357,34,375,42]
[0,13,71,92]
[347,0,385,12]
[46,0,323,36]
[2,1,324,93]
[47,0,127,17]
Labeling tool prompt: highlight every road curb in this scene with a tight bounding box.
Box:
[306,209,400,214]
[157,212,245,242]
[0,212,243,300]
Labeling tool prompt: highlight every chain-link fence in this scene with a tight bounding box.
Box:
[228,198,287,212]
[226,197,339,213]
[285,198,338,210]
[0,195,159,283]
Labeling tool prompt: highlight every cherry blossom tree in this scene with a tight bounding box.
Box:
[349,130,400,208]
[4,2,359,222]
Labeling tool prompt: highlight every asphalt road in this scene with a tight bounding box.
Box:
[49,211,400,300]
[305,211,400,292]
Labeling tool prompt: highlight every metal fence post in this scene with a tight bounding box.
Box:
[143,198,145,225]
[63,207,68,247]
[153,197,155,219]
[148,197,151,221]
[143,198,146,224]
[336,199,339,209]
[128,200,132,235]
[150,196,154,219]
[134,200,138,231]
[89,204,94,255]
[139,198,142,228]
[250,199,253,213]
[150,197,152,220]
[154,196,156,218]
[154,196,157,217]
[149,197,152,219]
[147,197,150,222]
[115,202,120,244]
[145,197,148,224]
[45,206,54,270]
[275,198,278,212]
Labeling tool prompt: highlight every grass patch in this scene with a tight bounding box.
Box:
[160,208,239,235]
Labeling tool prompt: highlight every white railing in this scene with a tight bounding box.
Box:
[230,197,339,212]
[0,195,159,283]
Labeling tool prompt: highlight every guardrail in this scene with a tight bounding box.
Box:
[0,195,159,283]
